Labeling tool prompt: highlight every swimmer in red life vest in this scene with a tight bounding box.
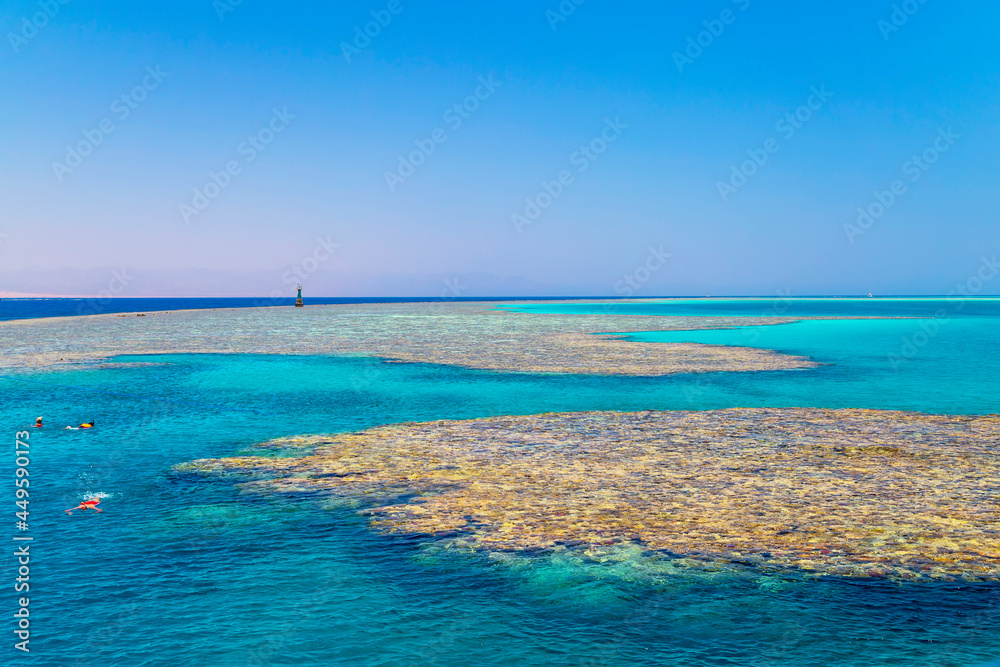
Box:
[32,416,43,428]
[66,498,102,514]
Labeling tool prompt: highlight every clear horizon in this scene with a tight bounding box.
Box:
[7,293,1000,301]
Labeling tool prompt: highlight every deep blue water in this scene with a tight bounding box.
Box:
[2,299,999,665]
[0,296,585,322]
[8,295,998,322]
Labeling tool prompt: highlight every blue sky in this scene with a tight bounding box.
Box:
[1,0,998,296]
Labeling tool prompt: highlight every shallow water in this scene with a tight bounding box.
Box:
[616,316,1000,415]
[3,299,999,665]
[501,296,1000,319]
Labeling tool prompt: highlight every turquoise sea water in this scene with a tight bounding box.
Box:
[499,296,1000,319]
[615,316,1000,415]
[2,299,999,665]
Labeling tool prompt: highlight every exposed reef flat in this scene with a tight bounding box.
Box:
[177,408,1000,580]
[0,301,817,375]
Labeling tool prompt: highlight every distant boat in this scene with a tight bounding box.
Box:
[868,291,873,298]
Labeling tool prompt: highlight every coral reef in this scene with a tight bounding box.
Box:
[177,408,1000,580]
[0,301,817,375]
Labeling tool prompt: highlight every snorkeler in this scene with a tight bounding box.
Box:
[32,416,43,428]
[65,498,102,514]
[66,421,95,430]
